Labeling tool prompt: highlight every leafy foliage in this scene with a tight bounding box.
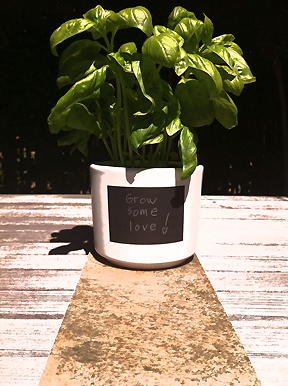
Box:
[48,5,255,179]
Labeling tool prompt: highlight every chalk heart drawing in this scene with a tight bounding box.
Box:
[162,227,168,235]
[161,213,170,235]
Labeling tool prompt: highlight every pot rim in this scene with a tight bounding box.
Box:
[90,162,203,173]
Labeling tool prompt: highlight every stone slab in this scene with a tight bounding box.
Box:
[38,254,261,386]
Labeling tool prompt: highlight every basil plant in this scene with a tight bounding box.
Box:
[48,5,255,179]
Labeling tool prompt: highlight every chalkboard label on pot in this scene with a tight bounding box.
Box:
[107,185,185,245]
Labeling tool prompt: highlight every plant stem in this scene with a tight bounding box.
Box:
[141,146,145,167]
[109,134,119,166]
[110,29,118,52]
[103,138,114,162]
[157,65,163,73]
[151,142,162,165]
[102,34,113,53]
[164,135,173,166]
[160,133,168,164]
[119,72,134,166]
[95,100,116,164]
[115,74,125,165]
[95,42,110,53]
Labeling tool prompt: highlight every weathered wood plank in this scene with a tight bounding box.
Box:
[201,195,288,204]
[1,194,286,203]
[0,269,83,291]
[197,243,288,258]
[0,195,90,385]
[2,238,287,260]
[200,207,288,219]
[216,291,288,317]
[0,207,92,222]
[0,319,63,352]
[0,225,93,243]
[0,195,89,384]
[200,271,288,292]
[0,358,48,386]
[0,194,287,386]
[248,358,288,386]
[0,290,74,316]
[0,254,87,269]
[230,319,288,357]
[0,243,90,256]
[0,194,91,204]
[199,255,288,272]
[197,196,288,386]
[198,220,288,244]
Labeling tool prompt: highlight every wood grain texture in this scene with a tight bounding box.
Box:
[197,196,288,386]
[0,194,287,386]
[0,195,90,386]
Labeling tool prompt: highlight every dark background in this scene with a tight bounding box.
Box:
[1,0,287,195]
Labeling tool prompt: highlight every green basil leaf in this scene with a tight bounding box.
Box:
[119,42,138,55]
[174,17,202,41]
[178,126,197,179]
[83,5,113,24]
[166,118,182,136]
[89,82,115,99]
[175,79,214,127]
[132,59,163,113]
[58,40,101,70]
[201,43,234,68]
[153,25,168,36]
[224,41,243,56]
[223,76,244,96]
[168,8,204,53]
[112,6,153,37]
[57,62,97,89]
[66,103,102,135]
[51,65,108,116]
[187,54,223,99]
[130,123,163,150]
[142,134,164,145]
[213,90,238,129]
[83,5,116,39]
[167,6,198,30]
[202,15,214,45]
[216,65,244,96]
[57,39,106,88]
[50,19,94,56]
[48,108,71,134]
[57,40,106,87]
[131,109,167,149]
[57,130,90,156]
[174,17,203,52]
[109,52,133,73]
[202,43,255,84]
[161,80,181,123]
[142,29,184,68]
[226,47,256,84]
[174,48,189,76]
[212,34,235,45]
[216,65,235,81]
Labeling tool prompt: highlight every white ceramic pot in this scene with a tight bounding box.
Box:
[90,164,204,269]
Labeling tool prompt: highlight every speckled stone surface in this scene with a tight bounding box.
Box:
[38,254,261,386]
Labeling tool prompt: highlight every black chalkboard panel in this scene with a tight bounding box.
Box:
[108,185,185,245]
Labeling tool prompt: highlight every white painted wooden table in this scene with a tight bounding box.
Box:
[0,195,287,386]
